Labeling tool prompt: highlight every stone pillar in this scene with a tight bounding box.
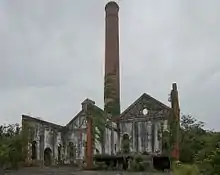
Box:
[147,121,152,153]
[117,126,121,153]
[143,122,148,152]
[151,122,155,153]
[77,130,81,160]
[170,83,180,160]
[134,122,139,152]
[158,122,163,153]
[138,123,142,152]
[52,130,55,165]
[82,99,95,169]
[111,122,114,155]
[39,125,45,166]
[154,122,160,153]
[86,117,93,169]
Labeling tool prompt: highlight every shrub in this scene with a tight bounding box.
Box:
[0,124,24,169]
[134,154,143,163]
[93,162,108,170]
[129,155,151,172]
[173,162,199,175]
[129,160,140,171]
[210,148,220,174]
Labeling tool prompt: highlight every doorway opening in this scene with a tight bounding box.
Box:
[58,144,62,163]
[153,156,171,171]
[121,133,130,153]
[44,147,52,166]
[31,141,37,160]
[68,142,76,164]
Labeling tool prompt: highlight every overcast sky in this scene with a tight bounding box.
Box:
[1,0,220,130]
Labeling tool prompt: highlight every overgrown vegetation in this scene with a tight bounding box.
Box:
[129,154,151,172]
[104,73,120,116]
[173,162,200,175]
[86,104,107,153]
[0,124,25,169]
[0,114,219,173]
[175,115,220,174]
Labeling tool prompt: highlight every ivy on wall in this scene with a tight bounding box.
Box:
[121,134,130,153]
[160,120,169,155]
[86,104,106,152]
[22,121,35,143]
[169,115,177,151]
[162,130,170,155]
[104,73,120,116]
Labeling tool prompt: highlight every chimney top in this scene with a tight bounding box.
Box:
[105,1,119,12]
[172,83,177,90]
[81,98,95,111]
[81,98,95,106]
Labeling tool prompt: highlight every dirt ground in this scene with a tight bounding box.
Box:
[2,167,171,175]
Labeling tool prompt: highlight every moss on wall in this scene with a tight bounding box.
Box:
[104,73,120,116]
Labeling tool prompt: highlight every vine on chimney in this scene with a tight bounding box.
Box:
[104,73,120,117]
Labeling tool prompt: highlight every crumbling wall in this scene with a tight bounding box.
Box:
[118,93,171,155]
[65,110,87,163]
[22,115,63,166]
[104,123,118,155]
[119,119,167,154]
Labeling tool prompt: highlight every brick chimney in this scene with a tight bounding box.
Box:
[104,1,120,118]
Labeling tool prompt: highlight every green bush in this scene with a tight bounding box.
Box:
[134,154,143,163]
[0,124,24,169]
[129,155,151,172]
[129,160,140,171]
[196,160,213,175]
[210,148,220,174]
[93,162,108,170]
[173,162,199,175]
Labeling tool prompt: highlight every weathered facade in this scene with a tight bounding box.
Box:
[117,93,171,154]
[22,98,118,166]
[22,93,171,166]
[22,115,63,166]
[21,1,179,167]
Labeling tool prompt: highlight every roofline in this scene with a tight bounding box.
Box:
[120,93,171,118]
[66,102,105,127]
[22,114,63,129]
[66,110,83,127]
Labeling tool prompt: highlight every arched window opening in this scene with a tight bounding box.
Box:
[121,133,130,153]
[58,144,62,162]
[31,141,37,160]
[68,142,75,158]
[44,147,52,166]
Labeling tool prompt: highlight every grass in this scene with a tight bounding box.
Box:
[172,162,200,175]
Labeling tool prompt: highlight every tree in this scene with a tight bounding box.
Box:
[210,148,220,174]
[179,115,206,163]
[179,115,220,174]
[0,124,25,169]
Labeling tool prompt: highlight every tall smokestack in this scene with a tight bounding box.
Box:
[104,1,120,118]
[170,83,180,160]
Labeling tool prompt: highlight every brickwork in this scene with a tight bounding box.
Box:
[104,1,121,118]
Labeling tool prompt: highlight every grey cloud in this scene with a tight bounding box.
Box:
[0,0,220,130]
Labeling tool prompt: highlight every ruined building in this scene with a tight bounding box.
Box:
[22,1,180,166]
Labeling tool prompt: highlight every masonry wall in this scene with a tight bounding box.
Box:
[120,120,167,154]
[104,124,118,155]
[22,115,64,166]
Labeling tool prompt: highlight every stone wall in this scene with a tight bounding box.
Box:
[22,115,63,166]
[104,123,118,155]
